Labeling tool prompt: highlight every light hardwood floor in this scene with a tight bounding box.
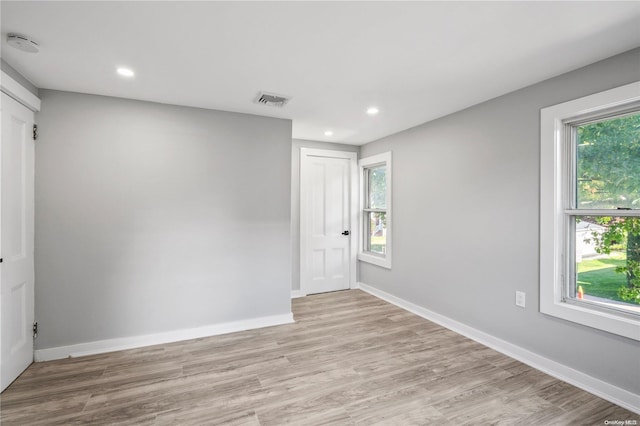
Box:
[1,290,637,425]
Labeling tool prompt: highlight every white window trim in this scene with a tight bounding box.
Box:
[540,81,640,341]
[358,151,392,269]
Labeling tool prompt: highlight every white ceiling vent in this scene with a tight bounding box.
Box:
[254,92,290,108]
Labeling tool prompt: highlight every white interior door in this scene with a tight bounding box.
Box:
[301,149,357,295]
[1,92,35,392]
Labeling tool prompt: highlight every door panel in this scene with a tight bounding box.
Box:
[1,93,35,392]
[10,281,27,353]
[301,154,352,295]
[327,247,346,280]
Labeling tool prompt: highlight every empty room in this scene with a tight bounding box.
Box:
[1,1,639,425]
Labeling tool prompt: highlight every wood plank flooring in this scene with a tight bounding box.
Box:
[1,290,637,425]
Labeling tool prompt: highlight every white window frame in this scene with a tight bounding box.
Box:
[358,152,392,269]
[540,81,640,341]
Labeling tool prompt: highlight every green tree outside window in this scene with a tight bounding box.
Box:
[577,113,640,304]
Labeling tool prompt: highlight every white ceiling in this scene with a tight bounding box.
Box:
[2,2,639,145]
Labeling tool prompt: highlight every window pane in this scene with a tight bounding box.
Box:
[367,211,387,254]
[574,216,640,315]
[368,166,386,209]
[576,113,640,209]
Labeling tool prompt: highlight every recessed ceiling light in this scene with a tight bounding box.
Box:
[366,107,379,115]
[117,67,135,78]
[324,130,334,137]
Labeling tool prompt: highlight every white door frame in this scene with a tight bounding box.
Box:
[0,71,41,112]
[300,148,358,296]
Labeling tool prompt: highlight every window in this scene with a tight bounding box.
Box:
[359,152,392,268]
[540,82,640,341]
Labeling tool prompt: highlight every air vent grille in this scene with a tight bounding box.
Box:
[255,92,290,108]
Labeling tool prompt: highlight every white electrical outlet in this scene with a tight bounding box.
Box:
[515,291,526,308]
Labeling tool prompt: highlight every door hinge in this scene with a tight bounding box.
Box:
[33,321,38,338]
[33,124,38,140]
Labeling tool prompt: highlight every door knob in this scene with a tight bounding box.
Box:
[342,230,350,236]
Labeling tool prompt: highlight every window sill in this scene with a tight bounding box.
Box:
[358,252,391,269]
[540,296,640,341]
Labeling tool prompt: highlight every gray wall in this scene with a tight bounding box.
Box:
[359,48,640,394]
[290,139,359,292]
[1,59,38,96]
[35,90,292,349]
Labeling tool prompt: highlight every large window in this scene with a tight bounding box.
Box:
[540,82,640,341]
[359,152,392,269]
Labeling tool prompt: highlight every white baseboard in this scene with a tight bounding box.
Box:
[34,313,294,362]
[357,282,640,415]
[291,290,305,299]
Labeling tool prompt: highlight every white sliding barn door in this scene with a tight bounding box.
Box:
[300,149,357,295]
[1,92,35,391]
